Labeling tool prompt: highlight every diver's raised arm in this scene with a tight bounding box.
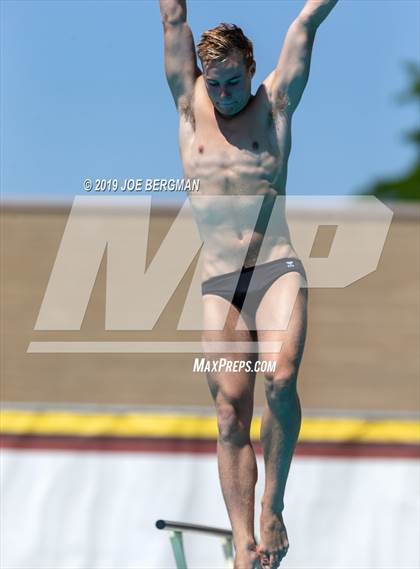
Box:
[263,0,338,115]
[159,0,201,109]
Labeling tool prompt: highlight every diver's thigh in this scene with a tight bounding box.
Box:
[202,295,257,414]
[255,272,308,367]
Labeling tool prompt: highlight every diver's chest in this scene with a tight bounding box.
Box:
[187,112,286,170]
[199,110,278,151]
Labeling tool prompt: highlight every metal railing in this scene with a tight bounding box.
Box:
[155,519,234,569]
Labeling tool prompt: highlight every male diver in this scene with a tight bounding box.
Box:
[159,1,338,567]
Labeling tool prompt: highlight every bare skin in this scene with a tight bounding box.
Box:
[202,272,307,569]
[159,1,338,566]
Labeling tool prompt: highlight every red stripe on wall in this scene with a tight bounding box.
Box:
[1,435,419,459]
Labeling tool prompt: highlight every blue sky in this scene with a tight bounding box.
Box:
[1,0,419,204]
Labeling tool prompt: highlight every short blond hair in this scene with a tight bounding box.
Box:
[197,23,254,71]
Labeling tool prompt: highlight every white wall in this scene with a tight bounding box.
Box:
[2,449,419,569]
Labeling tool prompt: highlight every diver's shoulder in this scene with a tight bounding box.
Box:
[254,82,275,109]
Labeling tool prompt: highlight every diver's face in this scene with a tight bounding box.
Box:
[204,51,255,117]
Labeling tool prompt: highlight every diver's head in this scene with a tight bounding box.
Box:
[197,23,256,116]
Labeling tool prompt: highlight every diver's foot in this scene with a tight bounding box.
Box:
[258,511,289,569]
[234,541,261,569]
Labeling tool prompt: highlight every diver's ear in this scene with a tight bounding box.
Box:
[249,60,256,77]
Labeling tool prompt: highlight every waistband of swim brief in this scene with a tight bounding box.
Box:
[202,257,305,287]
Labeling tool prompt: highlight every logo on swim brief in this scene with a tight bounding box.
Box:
[286,261,295,268]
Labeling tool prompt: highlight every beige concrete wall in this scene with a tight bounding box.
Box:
[1,202,419,412]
